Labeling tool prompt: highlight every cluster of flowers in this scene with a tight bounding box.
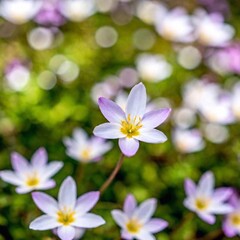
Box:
[0,83,171,239]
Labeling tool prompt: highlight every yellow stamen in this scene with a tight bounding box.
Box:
[57,209,76,226]
[81,148,91,161]
[230,214,240,227]
[195,198,209,211]
[26,175,40,187]
[120,114,142,138]
[126,219,142,234]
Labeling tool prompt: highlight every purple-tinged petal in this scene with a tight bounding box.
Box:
[121,230,133,240]
[133,199,157,224]
[144,218,168,233]
[212,188,233,202]
[136,230,155,240]
[42,162,63,180]
[183,198,196,212]
[73,213,105,228]
[16,186,32,194]
[111,210,128,228]
[58,177,76,210]
[31,147,47,167]
[98,97,126,123]
[11,152,29,173]
[184,179,196,197]
[223,220,237,237]
[37,179,56,190]
[142,108,171,129]
[197,213,215,224]
[208,203,233,214]
[73,128,88,142]
[32,192,58,217]
[75,191,100,215]
[197,171,214,197]
[136,129,167,143]
[29,215,60,230]
[126,83,147,118]
[93,123,124,139]
[0,171,22,186]
[57,226,75,240]
[123,194,137,217]
[74,228,85,239]
[118,138,139,157]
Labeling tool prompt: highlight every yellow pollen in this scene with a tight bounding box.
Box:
[230,214,240,227]
[120,114,142,138]
[81,148,91,161]
[57,209,75,226]
[195,198,209,211]
[126,219,142,234]
[26,175,40,187]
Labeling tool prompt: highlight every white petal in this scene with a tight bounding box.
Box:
[11,152,29,174]
[136,129,167,143]
[111,210,128,228]
[93,123,124,139]
[136,230,155,240]
[197,171,214,197]
[197,212,215,224]
[144,218,168,233]
[31,147,47,167]
[37,180,56,190]
[42,162,63,180]
[29,215,60,230]
[208,203,233,214]
[32,192,58,217]
[58,177,76,209]
[123,194,137,217]
[57,226,75,240]
[133,199,157,224]
[126,83,147,118]
[0,170,22,186]
[16,186,32,194]
[73,213,105,228]
[184,179,196,197]
[118,138,139,157]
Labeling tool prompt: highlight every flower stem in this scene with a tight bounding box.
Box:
[100,153,125,194]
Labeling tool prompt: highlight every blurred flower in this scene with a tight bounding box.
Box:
[172,107,196,129]
[198,0,229,16]
[232,83,240,120]
[35,0,66,26]
[30,177,105,240]
[111,194,168,240]
[59,0,96,22]
[63,128,112,163]
[193,9,234,47]
[4,59,30,91]
[184,171,233,224]
[0,148,63,194]
[136,54,172,83]
[223,192,240,237]
[155,7,194,43]
[172,128,205,153]
[95,26,118,48]
[93,83,171,157]
[0,0,43,24]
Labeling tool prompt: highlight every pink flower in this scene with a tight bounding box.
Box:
[0,148,63,194]
[93,83,171,157]
[30,177,105,240]
[112,194,168,240]
[184,171,233,224]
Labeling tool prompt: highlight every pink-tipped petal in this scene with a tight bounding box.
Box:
[0,171,22,186]
[144,218,168,233]
[136,129,167,143]
[111,210,128,228]
[133,199,157,224]
[198,171,214,197]
[142,108,171,129]
[198,213,216,224]
[31,147,47,167]
[32,192,58,217]
[73,213,105,228]
[75,191,100,215]
[212,188,233,202]
[57,226,75,240]
[93,123,124,139]
[126,83,147,118]
[29,215,60,230]
[98,97,126,123]
[11,152,29,174]
[124,194,137,217]
[58,177,76,209]
[118,138,139,157]
[184,179,196,196]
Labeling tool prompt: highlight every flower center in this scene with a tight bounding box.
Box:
[195,198,209,211]
[81,148,91,161]
[230,213,240,227]
[26,175,40,187]
[120,114,142,138]
[57,209,76,226]
[126,219,142,234]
